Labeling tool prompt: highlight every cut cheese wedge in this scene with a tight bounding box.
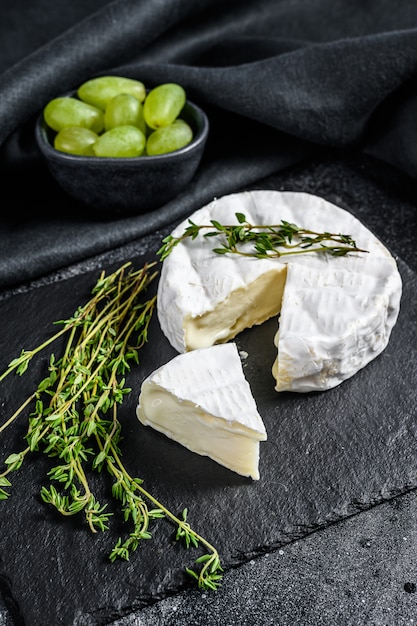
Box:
[137,343,267,479]
[157,190,402,392]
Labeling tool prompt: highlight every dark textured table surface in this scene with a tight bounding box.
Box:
[1,154,417,625]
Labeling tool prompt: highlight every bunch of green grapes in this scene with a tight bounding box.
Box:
[43,76,194,157]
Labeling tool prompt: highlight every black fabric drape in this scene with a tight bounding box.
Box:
[1,0,417,289]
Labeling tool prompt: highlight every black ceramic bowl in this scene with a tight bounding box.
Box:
[35,94,209,217]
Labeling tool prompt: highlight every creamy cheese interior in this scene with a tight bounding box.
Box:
[137,382,265,480]
[184,267,287,351]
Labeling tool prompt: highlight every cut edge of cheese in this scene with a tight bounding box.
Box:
[136,343,267,480]
[184,267,287,351]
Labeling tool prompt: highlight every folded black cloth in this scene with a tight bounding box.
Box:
[1,0,417,289]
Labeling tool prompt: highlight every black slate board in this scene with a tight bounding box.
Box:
[0,247,416,625]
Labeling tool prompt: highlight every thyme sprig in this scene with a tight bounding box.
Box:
[0,262,222,590]
[158,212,367,261]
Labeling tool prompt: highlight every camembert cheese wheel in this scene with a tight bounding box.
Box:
[157,190,402,392]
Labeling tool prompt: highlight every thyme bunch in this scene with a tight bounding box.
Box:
[158,212,367,261]
[0,262,222,590]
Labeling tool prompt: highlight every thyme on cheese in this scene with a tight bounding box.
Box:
[0,262,222,591]
[157,212,368,261]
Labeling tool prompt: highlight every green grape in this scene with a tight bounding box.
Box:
[92,125,146,157]
[54,127,99,155]
[44,97,104,133]
[143,83,186,129]
[78,76,146,110]
[104,94,147,134]
[146,120,193,155]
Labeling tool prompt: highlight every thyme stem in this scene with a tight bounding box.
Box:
[0,394,36,435]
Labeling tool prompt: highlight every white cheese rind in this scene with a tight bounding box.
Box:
[157,190,402,392]
[137,343,266,480]
[273,258,402,391]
